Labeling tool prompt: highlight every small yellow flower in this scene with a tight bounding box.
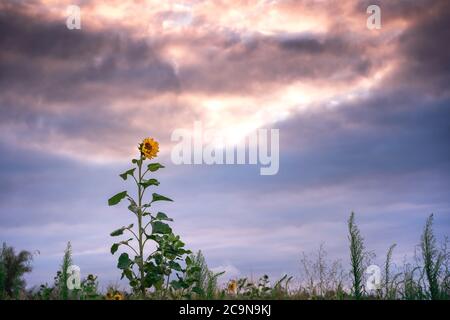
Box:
[139,137,159,159]
[227,280,237,295]
[105,292,113,300]
[113,292,124,300]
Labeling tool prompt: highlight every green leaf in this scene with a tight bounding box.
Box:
[139,178,160,188]
[128,205,139,214]
[120,237,133,244]
[192,287,204,295]
[145,233,158,241]
[111,243,119,254]
[110,227,125,237]
[147,163,165,172]
[117,253,131,270]
[108,191,127,206]
[126,198,139,214]
[152,193,173,203]
[110,224,133,237]
[151,221,172,234]
[170,280,183,290]
[155,212,173,221]
[132,159,142,166]
[119,168,136,181]
[123,269,134,281]
[169,261,182,271]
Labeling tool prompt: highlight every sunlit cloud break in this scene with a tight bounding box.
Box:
[171,122,279,175]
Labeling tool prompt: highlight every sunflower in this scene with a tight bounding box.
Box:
[139,137,159,159]
[227,280,237,295]
[113,292,124,300]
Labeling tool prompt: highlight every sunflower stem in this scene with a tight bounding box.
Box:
[137,155,146,298]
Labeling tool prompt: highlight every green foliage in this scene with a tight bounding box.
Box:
[225,274,294,299]
[31,273,100,300]
[0,242,33,299]
[187,251,224,299]
[108,191,128,206]
[79,274,100,300]
[3,208,448,300]
[151,221,172,234]
[32,283,55,300]
[57,242,73,300]
[383,244,400,299]
[272,274,293,298]
[348,212,366,299]
[151,193,173,203]
[420,214,447,299]
[232,276,269,298]
[147,163,165,172]
[109,152,194,298]
[400,264,425,300]
[166,250,225,299]
[119,168,136,181]
[0,253,5,300]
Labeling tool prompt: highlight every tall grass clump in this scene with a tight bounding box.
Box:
[348,212,366,299]
[188,251,224,299]
[400,262,424,300]
[57,242,73,300]
[383,243,399,299]
[419,214,448,299]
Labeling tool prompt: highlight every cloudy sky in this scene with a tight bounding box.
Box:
[0,0,449,289]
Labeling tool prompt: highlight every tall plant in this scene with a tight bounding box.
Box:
[0,243,33,299]
[108,138,191,298]
[383,243,399,299]
[348,212,365,299]
[188,251,224,299]
[420,214,445,299]
[57,242,73,300]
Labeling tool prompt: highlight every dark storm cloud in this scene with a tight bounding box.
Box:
[355,0,450,95]
[280,95,450,185]
[0,5,180,104]
[0,3,190,158]
[0,2,376,103]
[394,0,450,94]
[0,0,382,159]
[177,31,376,94]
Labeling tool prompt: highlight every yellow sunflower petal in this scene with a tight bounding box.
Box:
[139,137,159,160]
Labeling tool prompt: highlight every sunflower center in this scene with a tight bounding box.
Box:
[145,143,152,151]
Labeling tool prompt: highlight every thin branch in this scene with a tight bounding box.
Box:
[144,219,152,232]
[126,228,139,240]
[124,243,139,256]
